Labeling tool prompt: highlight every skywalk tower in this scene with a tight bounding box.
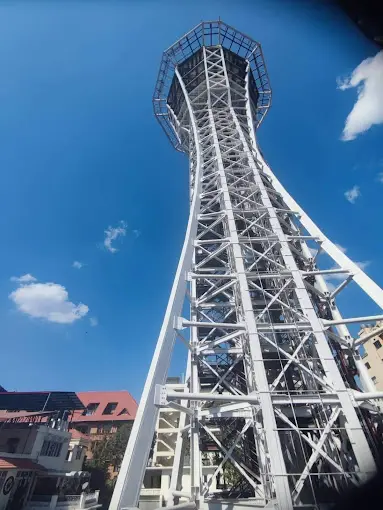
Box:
[111,21,383,510]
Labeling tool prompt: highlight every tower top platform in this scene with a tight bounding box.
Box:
[153,20,272,151]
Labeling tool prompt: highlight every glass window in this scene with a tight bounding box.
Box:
[41,441,62,457]
[75,447,83,460]
[372,376,377,383]
[374,340,382,350]
[365,362,371,369]
[102,403,118,415]
[41,440,49,456]
[6,437,20,454]
[83,403,99,416]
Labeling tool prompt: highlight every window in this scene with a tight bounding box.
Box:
[6,437,20,454]
[365,362,371,369]
[118,408,130,416]
[40,440,62,457]
[372,376,377,383]
[374,340,382,350]
[83,403,99,416]
[75,446,83,460]
[66,449,73,461]
[102,402,118,415]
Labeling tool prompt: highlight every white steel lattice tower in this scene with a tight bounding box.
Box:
[111,21,383,510]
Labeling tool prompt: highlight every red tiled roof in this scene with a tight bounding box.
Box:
[0,457,46,471]
[70,429,90,440]
[72,391,137,423]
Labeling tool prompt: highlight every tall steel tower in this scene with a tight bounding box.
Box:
[111,21,383,510]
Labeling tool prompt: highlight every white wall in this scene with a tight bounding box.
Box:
[0,427,38,455]
[33,427,71,471]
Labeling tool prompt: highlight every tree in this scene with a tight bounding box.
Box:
[85,424,132,507]
[86,423,132,474]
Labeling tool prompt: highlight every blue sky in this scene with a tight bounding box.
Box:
[0,1,382,398]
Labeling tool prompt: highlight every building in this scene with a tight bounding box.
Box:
[359,321,383,390]
[70,391,137,478]
[65,430,90,474]
[0,391,99,510]
[112,20,383,510]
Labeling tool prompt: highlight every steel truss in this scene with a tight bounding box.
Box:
[111,21,383,510]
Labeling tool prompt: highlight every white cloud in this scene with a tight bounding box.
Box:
[344,185,360,203]
[338,50,383,141]
[334,243,347,254]
[132,229,141,238]
[324,280,336,292]
[10,274,37,283]
[321,244,370,290]
[72,261,84,269]
[377,172,383,183]
[356,260,370,272]
[104,221,127,253]
[89,317,98,327]
[9,281,89,324]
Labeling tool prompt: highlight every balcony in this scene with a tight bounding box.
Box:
[140,488,162,497]
[26,492,100,510]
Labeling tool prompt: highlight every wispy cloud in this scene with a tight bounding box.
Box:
[356,260,370,272]
[10,277,89,324]
[322,244,371,290]
[377,172,383,183]
[132,229,141,238]
[10,274,37,283]
[344,185,360,203]
[89,317,98,327]
[72,261,84,269]
[104,220,127,253]
[337,50,383,141]
[334,243,347,254]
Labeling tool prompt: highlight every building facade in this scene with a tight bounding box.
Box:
[0,391,99,510]
[359,321,383,390]
[70,392,137,478]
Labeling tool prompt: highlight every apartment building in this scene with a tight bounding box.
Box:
[0,391,99,510]
[70,391,137,478]
[359,321,383,390]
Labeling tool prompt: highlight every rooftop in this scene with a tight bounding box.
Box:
[0,392,84,413]
[72,391,137,423]
[70,429,90,441]
[0,457,46,471]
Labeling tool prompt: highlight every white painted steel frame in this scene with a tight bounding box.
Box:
[111,20,383,510]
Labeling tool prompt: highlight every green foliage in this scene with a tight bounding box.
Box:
[84,424,132,508]
[85,423,132,474]
[223,460,242,487]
